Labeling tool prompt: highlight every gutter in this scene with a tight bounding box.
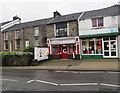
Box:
[77,12,84,33]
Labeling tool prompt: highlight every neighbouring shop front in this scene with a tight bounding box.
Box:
[47,37,80,59]
[79,28,119,59]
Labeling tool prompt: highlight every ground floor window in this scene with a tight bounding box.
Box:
[82,38,102,54]
[15,40,20,49]
[51,44,76,54]
[4,41,8,50]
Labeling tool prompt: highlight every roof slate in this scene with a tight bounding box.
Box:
[81,5,120,20]
[47,12,82,24]
[4,18,53,31]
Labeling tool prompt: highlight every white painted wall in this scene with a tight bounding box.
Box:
[79,15,119,35]
[118,35,120,59]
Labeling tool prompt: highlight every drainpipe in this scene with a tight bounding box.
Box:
[77,12,84,59]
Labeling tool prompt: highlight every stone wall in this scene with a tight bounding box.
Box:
[46,24,54,39]
[68,21,79,37]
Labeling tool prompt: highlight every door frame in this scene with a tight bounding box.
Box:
[102,37,118,58]
[61,45,68,59]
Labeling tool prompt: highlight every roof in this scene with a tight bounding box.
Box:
[1,20,12,26]
[3,4,120,31]
[80,5,120,20]
[48,12,82,24]
[4,18,53,31]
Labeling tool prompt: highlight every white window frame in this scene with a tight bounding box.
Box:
[102,37,118,58]
[25,40,30,48]
[82,38,103,55]
[34,27,39,36]
[56,28,67,37]
[92,17,104,28]
[4,32,8,40]
[15,40,20,49]
[15,30,20,39]
[4,41,8,50]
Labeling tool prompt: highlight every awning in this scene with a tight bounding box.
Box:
[79,32,119,39]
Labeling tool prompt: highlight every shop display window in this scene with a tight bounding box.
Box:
[82,38,102,54]
[68,44,76,54]
[52,45,59,54]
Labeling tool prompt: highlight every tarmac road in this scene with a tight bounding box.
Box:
[1,69,120,92]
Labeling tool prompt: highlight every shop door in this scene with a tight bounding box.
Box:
[103,37,118,58]
[62,45,68,59]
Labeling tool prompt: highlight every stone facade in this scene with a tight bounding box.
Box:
[68,21,78,37]
[46,21,78,39]
[2,25,48,51]
[46,24,55,39]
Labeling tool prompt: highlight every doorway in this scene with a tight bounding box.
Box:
[103,37,118,58]
[62,45,68,59]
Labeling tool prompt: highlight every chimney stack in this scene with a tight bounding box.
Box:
[13,15,21,21]
[53,11,61,18]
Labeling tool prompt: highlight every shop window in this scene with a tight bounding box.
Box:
[68,44,76,54]
[82,38,102,54]
[92,17,103,28]
[52,45,59,54]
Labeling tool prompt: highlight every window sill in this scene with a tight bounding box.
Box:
[92,26,104,29]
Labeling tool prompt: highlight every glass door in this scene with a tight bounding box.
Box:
[103,37,118,58]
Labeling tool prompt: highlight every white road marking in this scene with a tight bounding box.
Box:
[106,72,119,74]
[27,80,35,83]
[60,83,98,86]
[36,80,58,86]
[79,71,105,73]
[55,71,79,73]
[0,79,17,82]
[100,83,120,88]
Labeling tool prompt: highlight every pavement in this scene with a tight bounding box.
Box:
[1,59,120,71]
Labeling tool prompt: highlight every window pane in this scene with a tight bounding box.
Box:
[98,18,103,27]
[104,52,109,56]
[57,28,67,37]
[111,52,116,56]
[89,40,95,54]
[82,40,89,54]
[52,45,59,54]
[5,41,8,49]
[34,27,39,36]
[92,19,97,27]
[96,40,102,54]
[104,42,109,50]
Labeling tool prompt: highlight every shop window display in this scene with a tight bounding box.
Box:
[68,44,76,54]
[82,38,102,54]
[52,45,59,54]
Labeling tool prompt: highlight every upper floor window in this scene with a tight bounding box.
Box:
[4,32,8,40]
[56,28,67,37]
[34,27,39,36]
[92,17,103,28]
[15,30,20,39]
[56,22,68,37]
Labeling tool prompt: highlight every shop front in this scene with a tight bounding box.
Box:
[79,28,119,59]
[47,37,80,59]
